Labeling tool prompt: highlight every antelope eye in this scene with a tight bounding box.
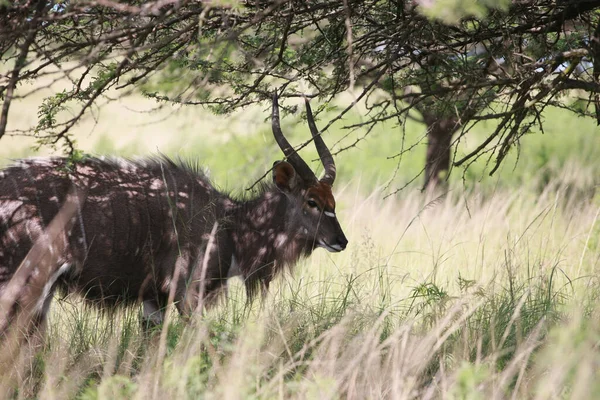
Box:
[307,199,319,208]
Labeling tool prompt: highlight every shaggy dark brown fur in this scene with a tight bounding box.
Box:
[0,155,347,325]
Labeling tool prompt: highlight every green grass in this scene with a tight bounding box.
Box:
[2,88,600,398]
[4,176,600,399]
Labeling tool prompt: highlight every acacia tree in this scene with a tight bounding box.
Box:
[3,0,600,191]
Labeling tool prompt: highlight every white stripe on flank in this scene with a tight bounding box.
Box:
[228,255,241,278]
[36,262,71,313]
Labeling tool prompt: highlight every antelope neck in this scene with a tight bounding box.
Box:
[225,190,306,283]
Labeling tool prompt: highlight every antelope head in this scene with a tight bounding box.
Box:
[271,93,348,253]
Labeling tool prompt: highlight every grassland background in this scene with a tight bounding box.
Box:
[2,79,600,399]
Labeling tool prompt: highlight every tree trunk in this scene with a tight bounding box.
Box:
[423,117,458,190]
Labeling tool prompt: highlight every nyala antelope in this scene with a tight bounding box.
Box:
[0,93,348,329]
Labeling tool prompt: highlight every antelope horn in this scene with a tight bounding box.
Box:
[272,92,317,183]
[304,98,336,186]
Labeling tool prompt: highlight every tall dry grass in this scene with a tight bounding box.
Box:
[1,170,597,399]
[2,82,600,398]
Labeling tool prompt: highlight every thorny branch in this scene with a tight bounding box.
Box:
[2,0,600,188]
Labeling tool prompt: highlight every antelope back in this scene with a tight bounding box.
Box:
[0,157,228,306]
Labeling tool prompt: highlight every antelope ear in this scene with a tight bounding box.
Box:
[273,161,300,191]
